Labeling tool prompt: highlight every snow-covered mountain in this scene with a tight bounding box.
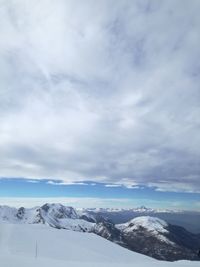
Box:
[117,216,200,261]
[78,206,179,214]
[0,204,95,232]
[81,206,200,234]
[0,204,200,262]
[117,216,170,236]
[40,203,94,231]
[1,223,200,267]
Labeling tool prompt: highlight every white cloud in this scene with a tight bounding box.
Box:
[0,0,200,192]
[47,181,89,186]
[104,184,122,188]
[0,197,139,209]
[26,180,40,184]
[0,197,199,211]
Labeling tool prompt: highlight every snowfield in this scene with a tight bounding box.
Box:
[0,223,199,267]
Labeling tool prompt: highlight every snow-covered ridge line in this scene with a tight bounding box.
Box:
[0,203,200,262]
[116,216,175,246]
[0,204,191,215]
[78,206,188,213]
[0,203,177,232]
[117,216,168,232]
[0,203,95,232]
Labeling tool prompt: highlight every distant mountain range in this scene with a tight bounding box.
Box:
[80,206,200,234]
[0,203,200,261]
[79,205,178,213]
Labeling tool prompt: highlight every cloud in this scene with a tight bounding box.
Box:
[47,180,89,186]
[0,0,200,193]
[104,184,122,188]
[0,197,199,211]
[0,197,141,209]
[26,179,40,184]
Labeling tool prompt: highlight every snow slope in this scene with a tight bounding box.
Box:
[0,223,199,267]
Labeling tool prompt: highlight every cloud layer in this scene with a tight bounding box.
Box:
[0,0,200,192]
[1,197,199,210]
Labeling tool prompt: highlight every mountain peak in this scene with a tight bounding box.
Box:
[117,216,168,234]
[41,203,78,219]
[129,216,168,233]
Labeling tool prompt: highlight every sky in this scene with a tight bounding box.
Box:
[0,0,200,210]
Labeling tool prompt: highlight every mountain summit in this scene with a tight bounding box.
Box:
[0,204,200,261]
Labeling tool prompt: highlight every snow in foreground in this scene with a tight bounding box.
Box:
[0,223,199,267]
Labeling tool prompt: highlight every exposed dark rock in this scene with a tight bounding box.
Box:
[16,207,25,219]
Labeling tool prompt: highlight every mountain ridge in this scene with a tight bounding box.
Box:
[0,203,199,261]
